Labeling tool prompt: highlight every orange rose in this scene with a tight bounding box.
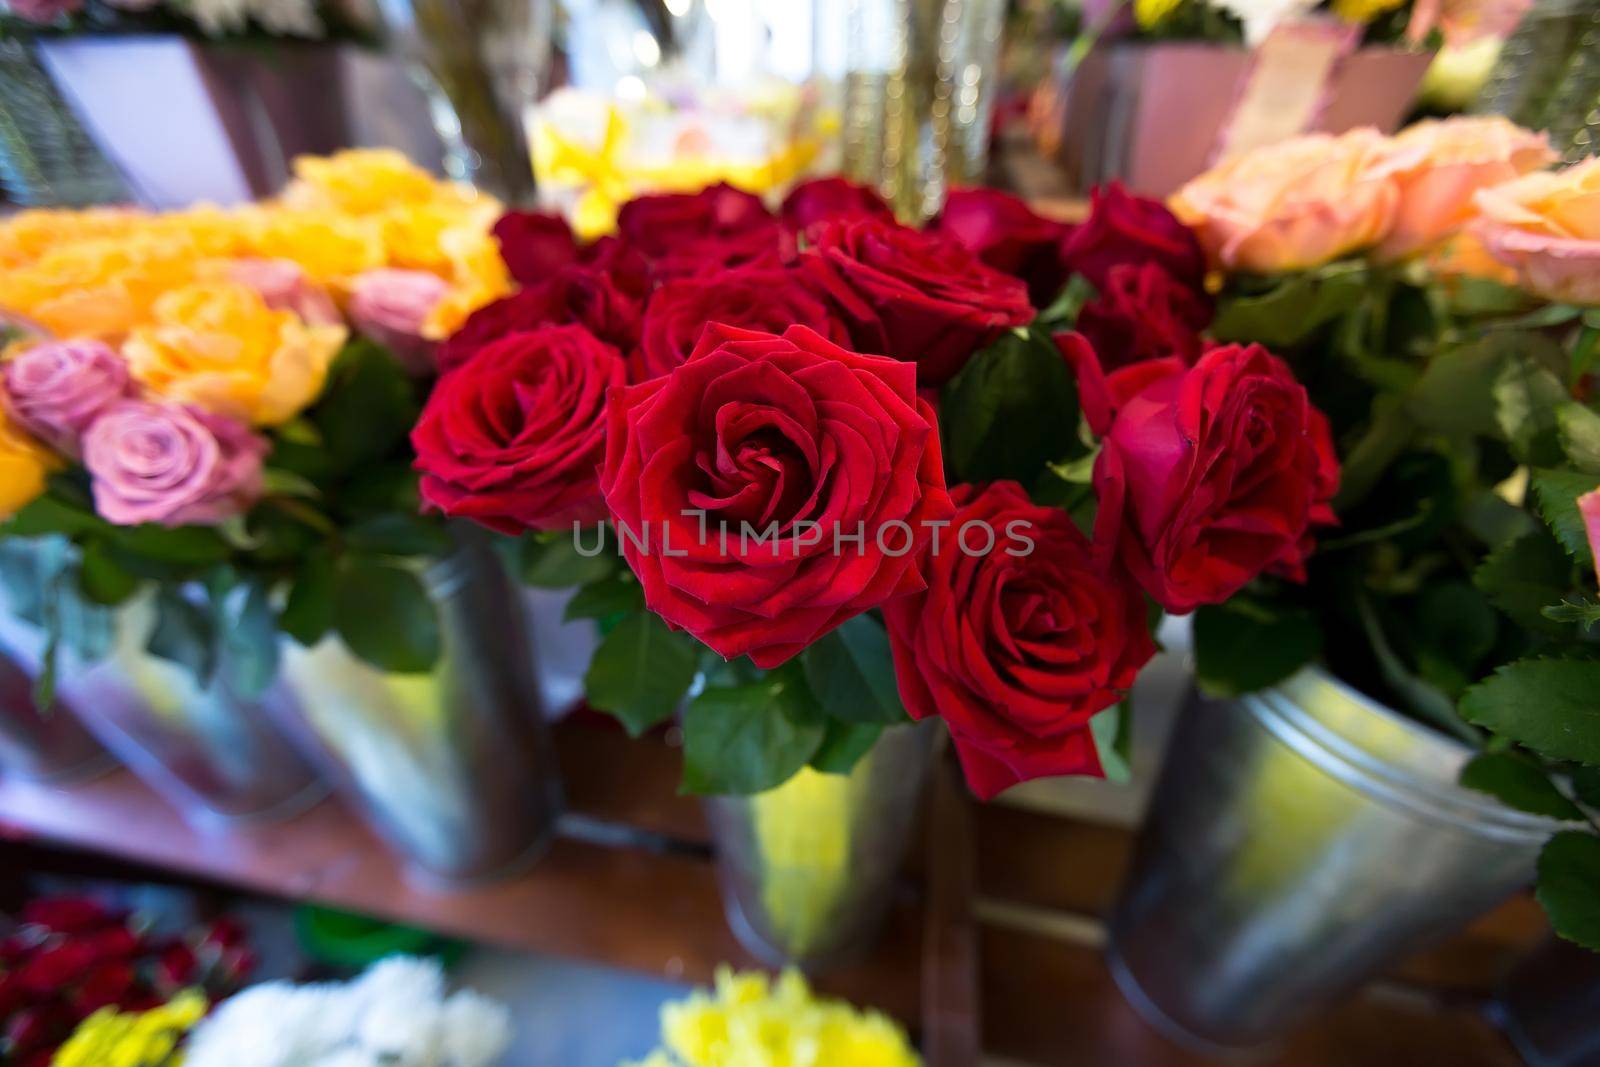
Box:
[1171,128,1399,273]
[0,408,56,521]
[1375,117,1555,261]
[1474,157,1600,306]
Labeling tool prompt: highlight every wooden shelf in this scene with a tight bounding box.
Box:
[0,718,1546,1066]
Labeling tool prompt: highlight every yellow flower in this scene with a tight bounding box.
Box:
[1332,0,1406,23]
[1135,0,1187,28]
[0,409,56,522]
[626,967,921,1067]
[380,200,502,275]
[125,281,346,426]
[54,989,207,1067]
[240,209,387,286]
[420,224,514,339]
[283,148,464,216]
[0,232,203,340]
[0,207,148,271]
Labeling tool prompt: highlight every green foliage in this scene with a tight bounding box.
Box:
[1090,704,1131,784]
[1194,597,1321,697]
[1537,832,1600,951]
[582,610,700,736]
[1210,261,1368,347]
[562,569,644,622]
[680,663,827,795]
[313,340,422,474]
[810,720,883,776]
[1459,752,1584,821]
[940,328,1084,486]
[1460,659,1600,767]
[1475,529,1575,635]
[1495,358,1569,467]
[518,529,620,589]
[332,558,441,674]
[1557,404,1600,473]
[280,551,336,646]
[799,615,909,725]
[1533,469,1600,569]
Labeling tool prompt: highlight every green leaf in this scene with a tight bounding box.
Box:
[1543,596,1600,631]
[1475,529,1575,634]
[1193,598,1321,698]
[1412,581,1499,696]
[940,329,1083,487]
[680,666,827,794]
[108,524,232,566]
[1537,832,1600,951]
[281,552,336,646]
[220,580,280,698]
[1495,358,1569,467]
[1459,752,1584,821]
[1357,594,1478,744]
[1558,404,1600,474]
[1461,659,1600,766]
[145,588,217,683]
[1570,765,1600,809]
[562,569,644,622]
[1035,274,1097,330]
[333,559,441,673]
[799,614,908,725]
[314,339,420,472]
[519,530,619,589]
[1407,338,1509,438]
[1090,704,1131,784]
[582,611,700,736]
[1210,261,1367,347]
[78,540,138,606]
[1533,468,1600,568]
[809,719,883,776]
[344,514,453,557]
[3,492,108,539]
[260,467,322,499]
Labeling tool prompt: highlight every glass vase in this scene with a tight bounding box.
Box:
[276,530,563,883]
[703,720,937,970]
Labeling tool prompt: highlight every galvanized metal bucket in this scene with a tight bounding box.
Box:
[1108,666,1560,1052]
[0,639,115,784]
[277,533,563,883]
[704,720,937,970]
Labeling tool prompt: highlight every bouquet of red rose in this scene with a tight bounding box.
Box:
[414,176,1340,801]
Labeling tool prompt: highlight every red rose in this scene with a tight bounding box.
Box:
[780,177,893,233]
[414,324,626,533]
[1061,183,1208,294]
[1087,340,1339,614]
[601,323,953,667]
[491,211,581,286]
[799,216,1034,385]
[635,266,850,380]
[933,188,1072,307]
[1073,262,1213,370]
[885,481,1155,800]
[617,183,786,280]
[20,897,115,935]
[438,266,644,373]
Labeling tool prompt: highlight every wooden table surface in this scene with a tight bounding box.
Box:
[0,718,1544,1066]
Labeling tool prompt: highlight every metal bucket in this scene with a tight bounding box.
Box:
[277,533,563,883]
[704,720,937,970]
[1108,666,1560,1052]
[0,638,115,784]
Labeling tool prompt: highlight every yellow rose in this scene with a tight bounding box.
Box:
[0,409,56,521]
[1171,128,1400,273]
[1424,229,1519,287]
[282,148,458,215]
[421,224,514,339]
[241,208,387,286]
[1374,116,1555,261]
[0,207,147,271]
[125,281,346,426]
[1474,156,1600,305]
[380,199,501,275]
[0,233,202,340]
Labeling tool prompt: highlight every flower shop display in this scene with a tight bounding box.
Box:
[421,172,1342,963]
[180,955,513,1067]
[0,150,562,872]
[1109,117,1600,1049]
[0,893,255,1067]
[623,966,921,1067]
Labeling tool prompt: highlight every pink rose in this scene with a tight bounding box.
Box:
[83,400,267,527]
[348,269,452,375]
[1,340,131,454]
[225,259,342,326]
[4,0,81,22]
[1581,488,1600,589]
[1474,157,1600,306]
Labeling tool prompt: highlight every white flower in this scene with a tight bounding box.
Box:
[440,990,514,1067]
[245,0,324,37]
[180,0,249,36]
[1209,0,1319,43]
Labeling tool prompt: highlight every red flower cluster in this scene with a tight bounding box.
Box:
[0,895,253,1066]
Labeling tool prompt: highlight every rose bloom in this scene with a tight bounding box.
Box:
[436,265,644,372]
[5,0,81,22]
[1474,156,1600,306]
[1171,128,1400,273]
[1,340,132,453]
[0,409,56,522]
[220,258,343,325]
[491,210,583,286]
[1374,116,1555,261]
[413,324,625,533]
[799,217,1033,385]
[1062,182,1208,294]
[123,281,347,427]
[933,188,1073,307]
[82,400,267,527]
[240,209,387,285]
[780,177,894,234]
[281,148,462,216]
[1083,336,1340,613]
[601,324,953,668]
[1073,262,1213,370]
[1580,488,1600,589]
[635,266,849,380]
[348,268,452,375]
[616,183,786,280]
[884,481,1155,800]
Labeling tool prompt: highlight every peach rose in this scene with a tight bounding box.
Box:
[0,408,56,521]
[1375,117,1555,261]
[1474,157,1600,306]
[124,281,346,427]
[1170,128,1399,273]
